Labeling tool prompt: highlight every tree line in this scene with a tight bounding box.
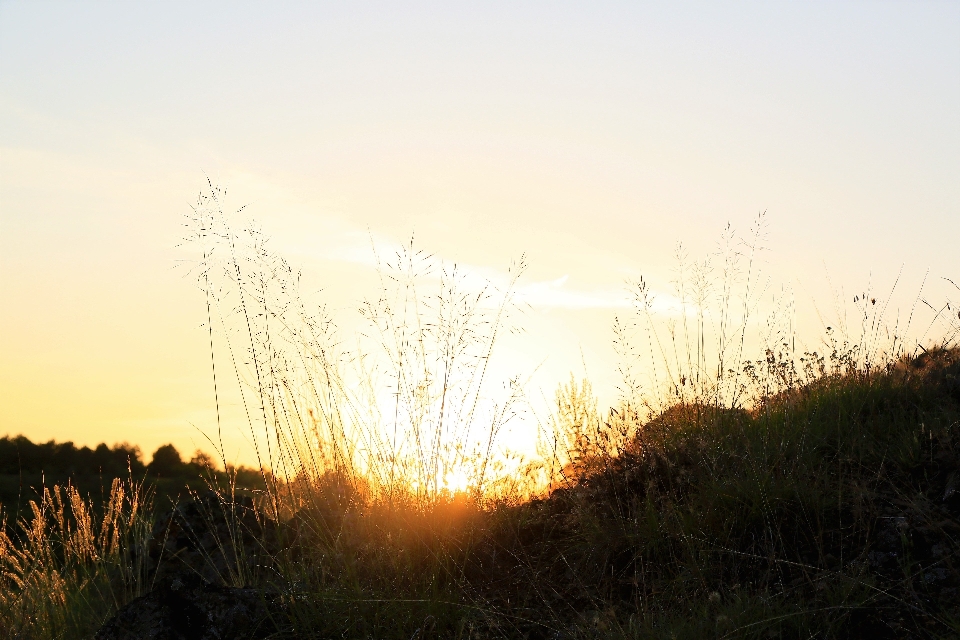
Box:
[0,435,265,526]
[0,435,216,479]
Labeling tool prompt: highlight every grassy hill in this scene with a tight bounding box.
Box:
[2,348,959,639]
[255,347,959,638]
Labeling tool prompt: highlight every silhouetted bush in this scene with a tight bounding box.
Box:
[147,444,184,477]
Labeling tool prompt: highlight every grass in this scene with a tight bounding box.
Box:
[9,349,953,639]
[2,186,959,638]
[0,479,154,639]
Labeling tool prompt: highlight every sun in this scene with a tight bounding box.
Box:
[440,467,473,495]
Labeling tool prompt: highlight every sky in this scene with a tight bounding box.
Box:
[1,1,958,468]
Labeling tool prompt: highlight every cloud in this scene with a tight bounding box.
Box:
[307,233,666,312]
[277,220,679,313]
[517,275,634,310]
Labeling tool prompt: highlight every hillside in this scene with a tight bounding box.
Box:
[3,349,959,639]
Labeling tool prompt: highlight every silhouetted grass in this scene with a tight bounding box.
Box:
[233,348,955,639]
[3,187,959,638]
[55,346,948,640]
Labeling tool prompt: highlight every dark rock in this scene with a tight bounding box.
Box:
[95,574,282,640]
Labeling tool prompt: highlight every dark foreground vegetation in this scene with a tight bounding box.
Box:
[2,348,959,639]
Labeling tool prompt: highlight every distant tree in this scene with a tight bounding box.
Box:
[112,442,146,476]
[0,435,144,476]
[189,450,216,471]
[148,444,183,477]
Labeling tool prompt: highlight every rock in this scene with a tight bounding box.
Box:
[95,573,282,640]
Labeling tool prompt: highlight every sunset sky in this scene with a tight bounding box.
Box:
[1,2,958,467]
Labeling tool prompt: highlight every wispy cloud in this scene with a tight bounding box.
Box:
[517,275,633,310]
[280,221,686,313]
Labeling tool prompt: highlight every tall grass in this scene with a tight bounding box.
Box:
[180,189,960,637]
[174,183,543,637]
[607,212,959,418]
[3,183,959,638]
[0,479,153,639]
[181,181,532,512]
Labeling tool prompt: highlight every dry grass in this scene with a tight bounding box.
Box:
[3,185,959,638]
[0,479,153,639]
[180,181,534,514]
